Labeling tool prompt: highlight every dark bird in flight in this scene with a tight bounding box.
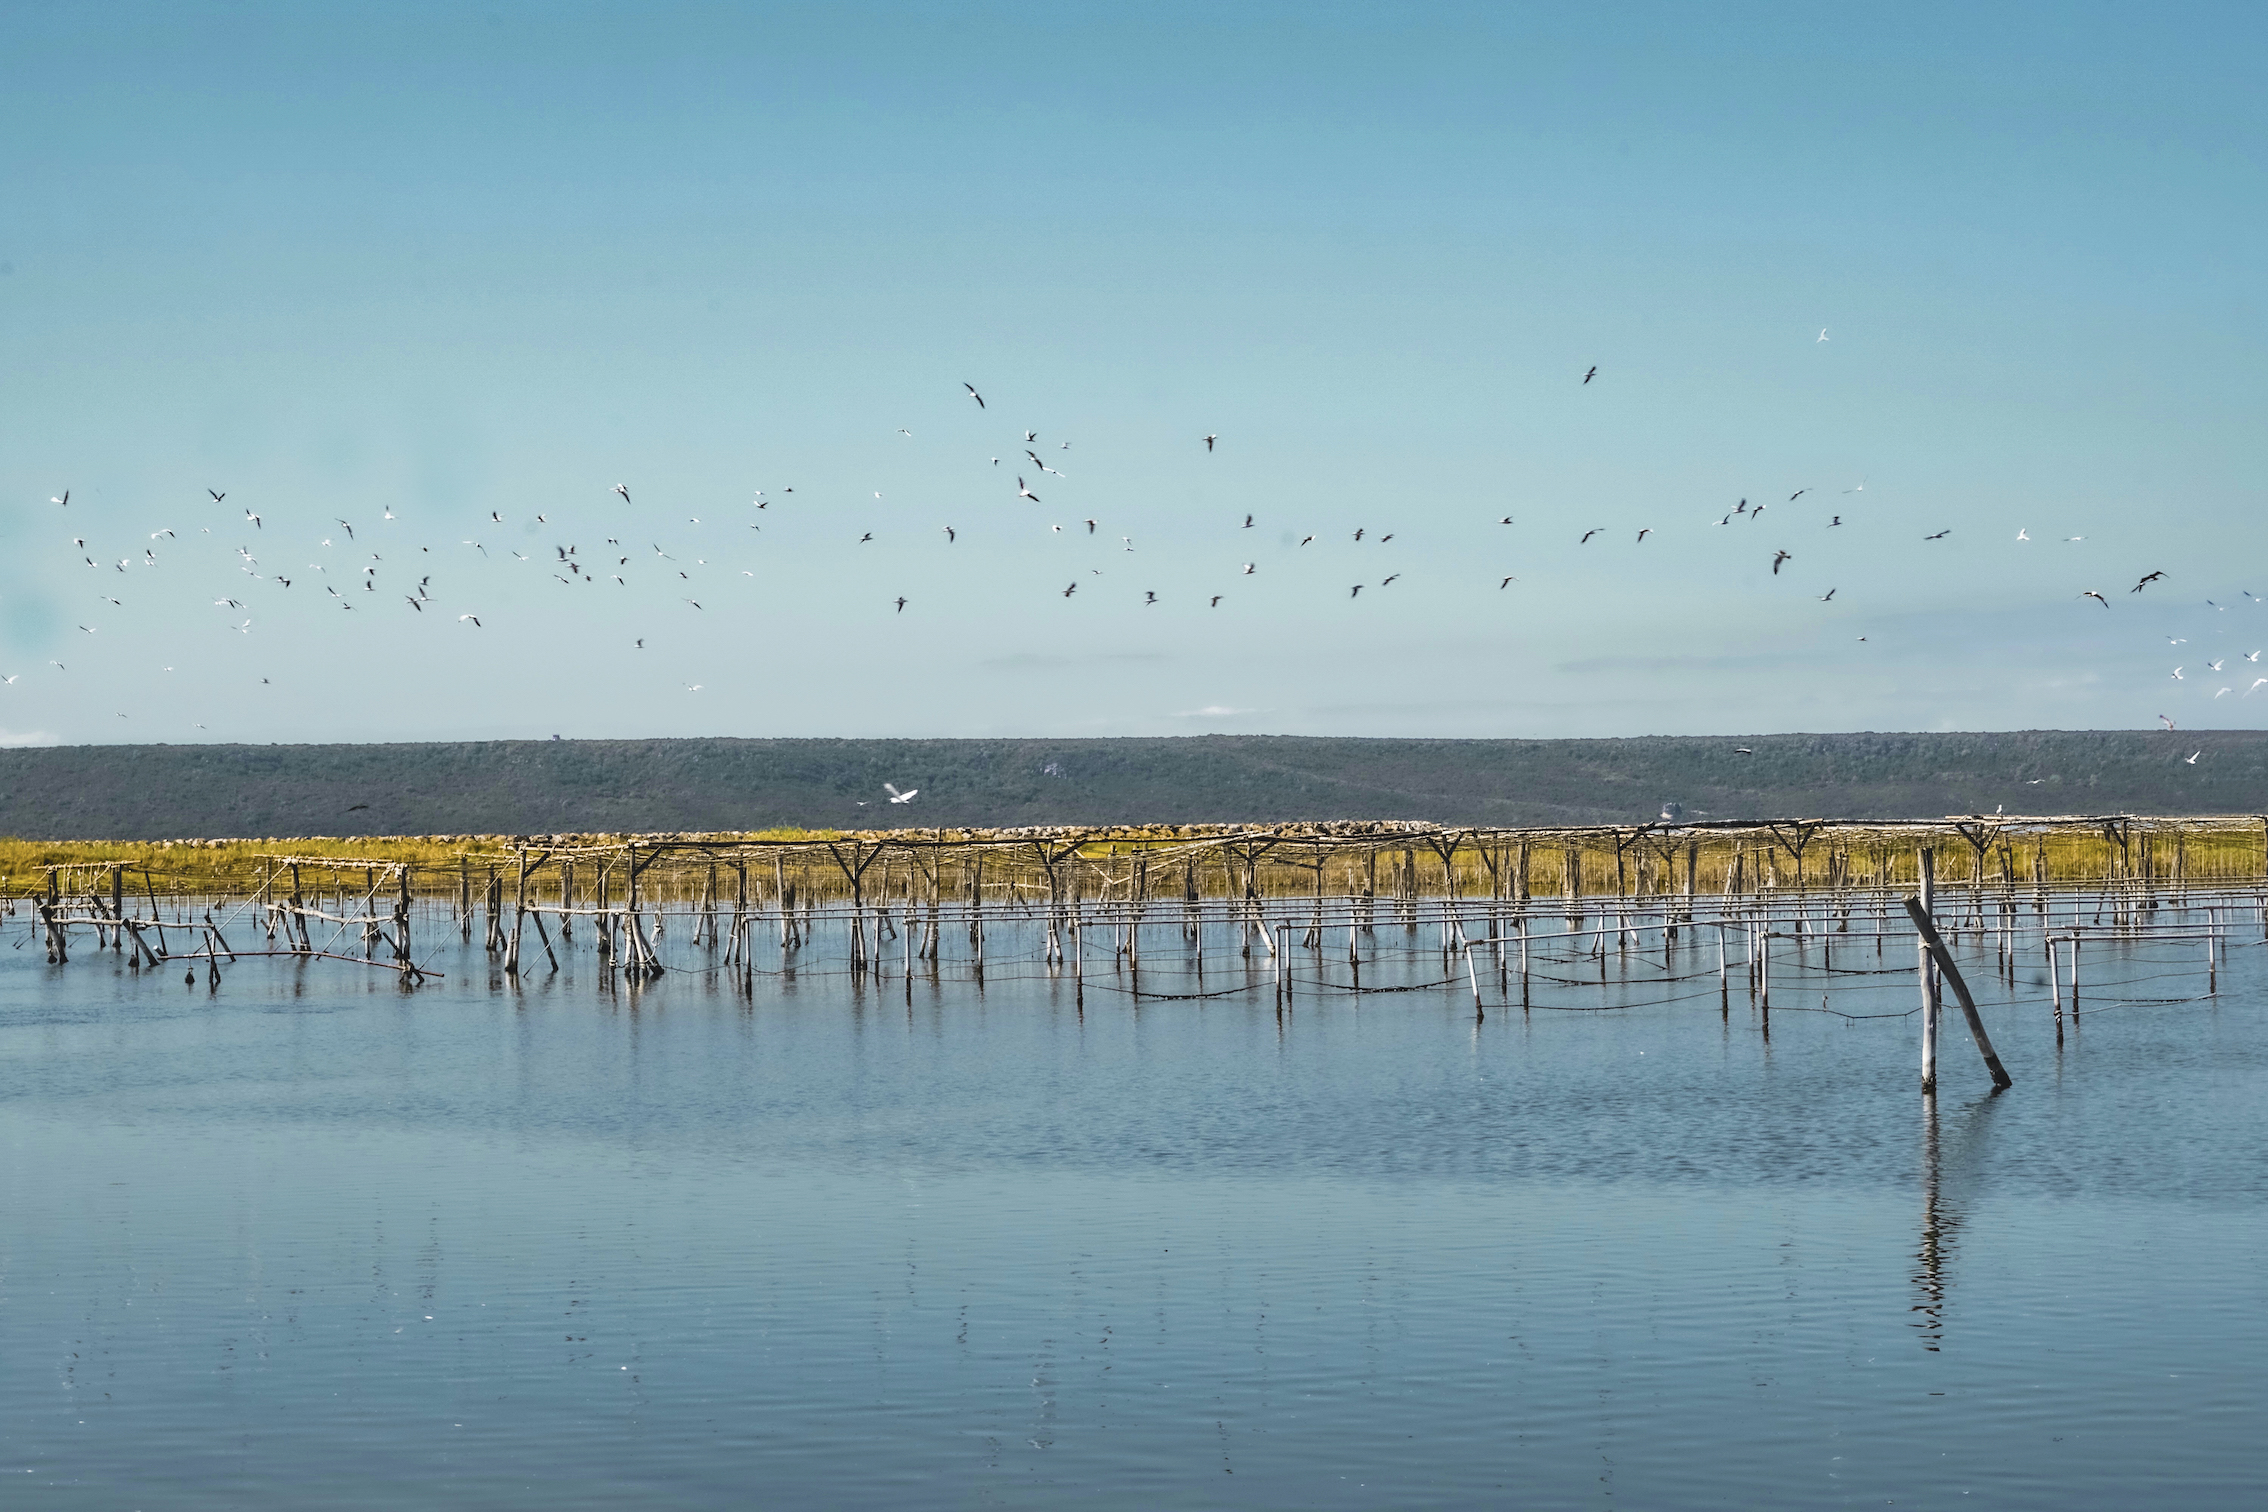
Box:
[895,597,907,613]
[1243,514,1254,528]
[1144,591,1157,605]
[1771,550,1792,575]
[2132,571,2166,593]
[1580,529,1601,544]
[1204,434,1217,451]
[1924,529,1951,540]
[1635,528,1652,543]
[1827,515,1843,527]
[1818,588,1836,602]
[2080,590,2109,607]
[1788,489,1807,501]
[347,804,369,812]
[1350,584,1363,598]
[942,525,955,543]
[964,382,984,408]
[1063,582,1077,598]
[1210,595,1222,607]
[208,488,224,503]
[1499,577,1516,589]
[1582,366,1597,383]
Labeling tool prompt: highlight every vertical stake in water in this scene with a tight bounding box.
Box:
[1919,847,1939,1093]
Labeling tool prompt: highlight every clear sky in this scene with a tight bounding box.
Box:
[3,1,2263,747]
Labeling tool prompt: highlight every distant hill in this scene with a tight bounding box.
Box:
[0,732,2260,841]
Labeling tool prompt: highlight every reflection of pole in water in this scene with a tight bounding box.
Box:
[1911,1093,1963,1352]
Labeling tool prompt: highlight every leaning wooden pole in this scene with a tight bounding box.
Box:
[1903,895,2014,1090]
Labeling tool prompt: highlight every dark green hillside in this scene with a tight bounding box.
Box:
[1,731,2261,840]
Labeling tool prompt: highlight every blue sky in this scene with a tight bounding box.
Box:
[3,1,2263,745]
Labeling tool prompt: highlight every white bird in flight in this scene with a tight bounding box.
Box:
[885,783,918,804]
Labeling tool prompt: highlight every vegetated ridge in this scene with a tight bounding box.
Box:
[0,732,2258,842]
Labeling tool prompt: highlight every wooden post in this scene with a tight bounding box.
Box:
[1919,848,1939,1093]
[1903,896,2014,1090]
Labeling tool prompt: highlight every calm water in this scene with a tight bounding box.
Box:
[4,910,2266,1508]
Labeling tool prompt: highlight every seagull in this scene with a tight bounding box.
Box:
[943,525,956,543]
[1241,563,1255,575]
[894,596,907,613]
[1817,328,1829,342]
[207,489,224,503]
[1827,515,1843,527]
[2247,651,2262,662]
[1243,514,1254,529]
[405,596,423,612]
[1818,588,1837,601]
[1354,528,1365,541]
[613,484,631,504]
[1381,574,1400,586]
[1144,591,1157,605]
[1349,584,1363,598]
[1499,576,1516,589]
[1636,528,1652,543]
[337,519,355,539]
[1580,529,1601,544]
[2132,571,2166,593]
[859,533,872,543]
[2167,635,2187,645]
[1063,582,1077,598]
[150,529,174,540]
[52,491,69,506]
[459,614,481,627]
[214,598,242,608]
[2209,659,2226,672]
[2160,714,2177,730]
[1086,520,1097,534]
[885,782,918,804]
[2216,687,2233,698]
[2186,751,2202,764]
[0,675,14,684]
[1017,477,1040,502]
[1498,516,1514,525]
[1733,747,1754,755]
[685,599,703,610]
[1204,434,1217,452]
[2016,529,2030,542]
[1771,550,1792,575]
[2248,678,2268,695]
[245,509,261,529]
[1582,366,1596,384]
[1210,595,1222,608]
[685,683,702,692]
[1923,529,1950,540]
[1788,489,1807,501]
[2081,590,2109,607]
[964,382,984,408]
[1843,478,1866,495]
[2171,667,2184,680]
[1300,536,1314,547]
[897,428,912,438]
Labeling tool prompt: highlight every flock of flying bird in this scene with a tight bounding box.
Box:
[15,364,2252,753]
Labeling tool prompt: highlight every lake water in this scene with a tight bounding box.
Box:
[4,908,2265,1507]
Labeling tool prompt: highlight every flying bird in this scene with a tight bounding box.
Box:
[1582,366,1596,384]
[1144,591,1157,605]
[613,484,631,504]
[1241,563,1255,575]
[2160,714,2177,730]
[245,510,261,529]
[1635,528,1652,543]
[1204,434,1217,452]
[1923,529,1950,540]
[885,783,918,804]
[2132,572,2166,593]
[1788,489,1808,501]
[459,614,481,626]
[1817,328,1829,342]
[2080,590,2108,607]
[2186,751,2202,764]
[1242,514,1254,529]
[943,525,956,543]
[2016,529,2030,542]
[1827,516,1843,528]
[52,491,68,506]
[894,596,907,613]
[964,382,984,408]
[1063,582,1077,598]
[1499,576,1516,589]
[1818,588,1837,602]
[1733,747,1754,755]
[1771,550,1792,575]
[1017,477,1040,502]
[207,489,224,503]
[1350,584,1363,598]
[1580,529,1601,544]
